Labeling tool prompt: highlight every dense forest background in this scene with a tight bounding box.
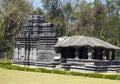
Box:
[0,0,120,59]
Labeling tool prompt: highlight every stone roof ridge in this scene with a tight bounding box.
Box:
[58,36,68,41]
[27,14,46,21]
[55,35,120,50]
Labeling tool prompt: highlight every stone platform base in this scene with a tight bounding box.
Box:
[13,59,120,73]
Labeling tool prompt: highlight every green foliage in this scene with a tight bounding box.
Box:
[88,73,104,78]
[0,62,12,67]
[40,68,52,73]
[65,71,72,75]
[41,0,73,36]
[34,68,41,72]
[70,71,84,76]
[32,8,44,15]
[0,20,4,39]
[41,0,60,19]
[115,76,120,80]
[52,69,66,75]
[104,75,120,80]
[0,0,32,59]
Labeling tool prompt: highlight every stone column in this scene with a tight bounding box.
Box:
[106,49,110,60]
[30,48,37,62]
[75,47,79,59]
[21,47,25,60]
[19,47,25,61]
[30,48,32,62]
[111,50,115,60]
[25,49,28,60]
[88,47,92,60]
[99,49,103,60]
[13,47,18,60]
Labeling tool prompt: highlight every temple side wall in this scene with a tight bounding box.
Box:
[13,47,37,63]
[36,50,56,62]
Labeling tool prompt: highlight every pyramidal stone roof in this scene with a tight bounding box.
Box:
[15,14,57,50]
[55,35,120,50]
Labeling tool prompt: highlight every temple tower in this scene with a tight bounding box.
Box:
[13,14,57,64]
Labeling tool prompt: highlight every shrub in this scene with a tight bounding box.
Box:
[27,68,35,72]
[53,70,66,75]
[82,73,90,77]
[34,68,41,72]
[0,62,11,66]
[88,73,104,78]
[40,68,52,73]
[12,66,23,71]
[104,75,119,80]
[115,76,120,80]
[3,65,11,69]
[65,71,72,76]
[71,71,84,76]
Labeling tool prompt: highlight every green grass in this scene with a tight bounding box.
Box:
[0,68,119,84]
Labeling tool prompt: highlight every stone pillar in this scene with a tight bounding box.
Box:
[17,46,20,60]
[111,50,115,60]
[99,49,103,60]
[93,48,97,59]
[30,48,37,62]
[30,48,32,62]
[106,49,110,60]
[22,48,25,56]
[88,47,92,60]
[25,49,28,61]
[13,47,18,60]
[20,48,25,61]
[75,47,79,59]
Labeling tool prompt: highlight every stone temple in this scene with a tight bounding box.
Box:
[13,14,120,73]
[13,14,57,64]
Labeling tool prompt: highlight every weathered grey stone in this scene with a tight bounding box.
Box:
[13,14,57,64]
[36,50,56,62]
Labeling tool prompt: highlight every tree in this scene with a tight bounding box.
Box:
[32,8,44,15]
[0,0,32,59]
[71,0,94,36]
[41,0,74,36]
[62,1,73,36]
[92,0,107,38]
[41,0,61,19]
[102,0,120,43]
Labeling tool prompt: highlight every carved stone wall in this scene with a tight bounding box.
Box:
[13,14,57,64]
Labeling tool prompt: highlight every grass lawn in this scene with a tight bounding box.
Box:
[0,68,119,84]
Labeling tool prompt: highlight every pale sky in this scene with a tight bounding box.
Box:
[32,0,94,9]
[32,0,43,9]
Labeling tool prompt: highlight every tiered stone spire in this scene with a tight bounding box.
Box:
[13,14,57,64]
